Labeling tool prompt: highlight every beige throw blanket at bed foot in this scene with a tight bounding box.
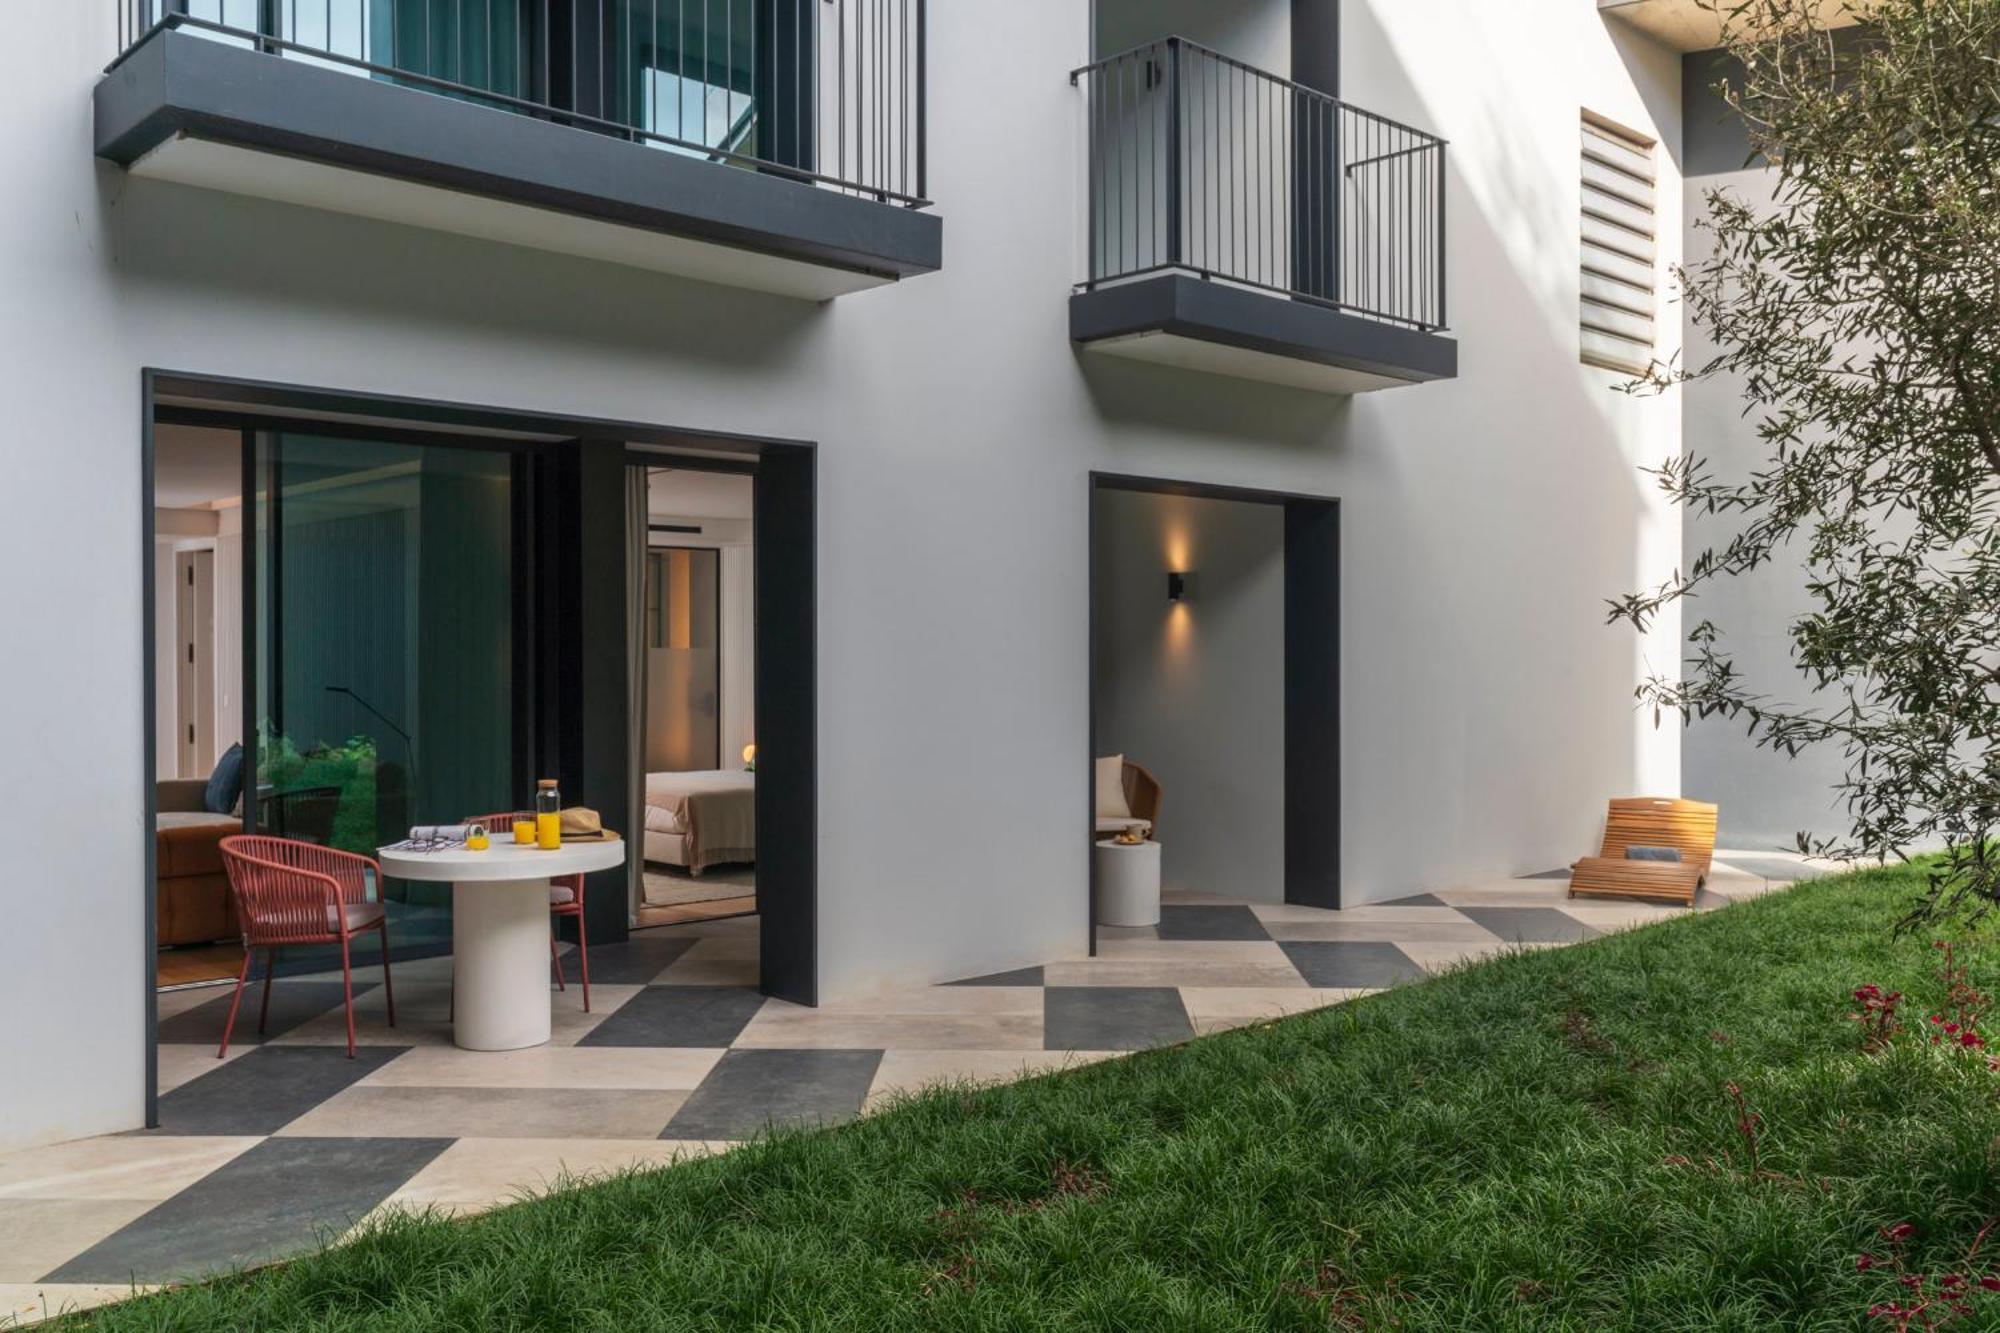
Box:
[646,770,756,875]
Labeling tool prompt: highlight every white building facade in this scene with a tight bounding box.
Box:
[2,0,1726,1152]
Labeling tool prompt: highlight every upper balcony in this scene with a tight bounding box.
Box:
[1069,39,1456,394]
[97,1,940,300]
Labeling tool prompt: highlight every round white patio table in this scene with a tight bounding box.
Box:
[378,839,626,1051]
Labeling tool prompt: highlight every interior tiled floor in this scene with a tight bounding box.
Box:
[1,854,1808,1327]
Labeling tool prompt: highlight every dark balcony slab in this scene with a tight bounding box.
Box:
[1071,274,1457,394]
[96,30,941,300]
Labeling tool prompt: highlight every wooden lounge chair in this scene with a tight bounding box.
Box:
[1568,797,1718,906]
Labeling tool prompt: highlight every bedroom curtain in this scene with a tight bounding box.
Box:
[625,466,650,921]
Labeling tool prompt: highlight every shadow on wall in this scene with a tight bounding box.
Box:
[1076,0,1684,896]
[93,166,829,377]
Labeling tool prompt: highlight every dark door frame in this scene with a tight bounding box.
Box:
[1086,472,1342,954]
[141,370,819,1128]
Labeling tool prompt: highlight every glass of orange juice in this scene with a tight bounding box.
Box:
[512,817,535,845]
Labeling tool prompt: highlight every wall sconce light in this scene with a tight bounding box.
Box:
[742,743,757,772]
[1166,571,1190,603]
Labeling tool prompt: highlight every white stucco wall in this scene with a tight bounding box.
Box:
[0,1,1684,1150]
[1679,161,1852,851]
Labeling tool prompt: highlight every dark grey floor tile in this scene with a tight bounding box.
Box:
[1717,857,1822,883]
[663,1049,882,1140]
[1044,987,1191,1051]
[1377,892,1451,906]
[1517,869,1576,881]
[577,985,765,1048]
[1277,941,1426,988]
[156,981,372,1048]
[576,935,700,985]
[945,966,1046,987]
[44,1136,451,1285]
[1456,906,1601,944]
[155,1045,409,1136]
[1155,906,1270,941]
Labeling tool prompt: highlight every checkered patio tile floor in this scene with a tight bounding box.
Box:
[0,855,1816,1326]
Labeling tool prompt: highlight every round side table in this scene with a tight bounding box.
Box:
[379,838,626,1051]
[1093,838,1162,928]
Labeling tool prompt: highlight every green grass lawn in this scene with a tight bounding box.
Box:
[71,865,2000,1330]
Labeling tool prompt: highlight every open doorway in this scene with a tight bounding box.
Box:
[152,424,249,988]
[1088,474,1341,949]
[633,464,759,927]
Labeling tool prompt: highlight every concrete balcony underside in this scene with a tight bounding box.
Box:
[95,30,942,301]
[1071,275,1458,395]
[1598,0,1869,51]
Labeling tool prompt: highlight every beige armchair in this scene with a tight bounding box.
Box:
[1094,757,1162,842]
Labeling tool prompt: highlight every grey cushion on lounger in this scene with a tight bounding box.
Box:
[1625,845,1682,862]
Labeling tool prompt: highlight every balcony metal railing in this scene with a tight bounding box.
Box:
[113,0,929,208]
[1072,38,1446,332]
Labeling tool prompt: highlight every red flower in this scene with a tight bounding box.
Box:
[1886,1223,1918,1241]
[1857,1253,1880,1271]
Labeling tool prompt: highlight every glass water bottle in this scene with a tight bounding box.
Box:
[535,779,562,850]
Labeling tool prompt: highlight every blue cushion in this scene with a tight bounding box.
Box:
[204,743,245,816]
[1625,845,1681,863]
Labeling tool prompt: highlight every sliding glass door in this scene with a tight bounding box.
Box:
[250,431,523,961]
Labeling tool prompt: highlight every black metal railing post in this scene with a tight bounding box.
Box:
[1163,37,1183,271]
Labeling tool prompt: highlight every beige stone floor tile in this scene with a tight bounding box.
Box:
[734,1010,1045,1051]
[276,1086,689,1140]
[155,984,234,1019]
[864,1050,1119,1108]
[1091,939,1296,962]
[361,1046,723,1091]
[1397,939,1554,972]
[0,1282,150,1328]
[0,1136,258,1203]
[1159,890,1254,906]
[156,1043,249,1095]
[1045,958,1307,988]
[657,955,760,986]
[0,1200,158,1283]
[1558,903,1693,931]
[1250,903,1467,925]
[1175,987,1368,1023]
[1433,888,1577,908]
[672,936,760,962]
[1262,919,1505,944]
[366,1137,728,1217]
[804,986,1043,1017]
[267,982,640,1049]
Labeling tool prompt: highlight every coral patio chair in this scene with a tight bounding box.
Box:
[216,835,396,1059]
[1567,797,1719,907]
[469,813,591,1012]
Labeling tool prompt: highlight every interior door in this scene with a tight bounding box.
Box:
[173,548,216,777]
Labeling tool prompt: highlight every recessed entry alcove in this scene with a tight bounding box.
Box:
[1087,474,1340,950]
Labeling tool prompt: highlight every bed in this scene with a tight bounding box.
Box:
[643,769,756,876]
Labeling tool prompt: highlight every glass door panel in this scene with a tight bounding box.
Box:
[250,431,518,966]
